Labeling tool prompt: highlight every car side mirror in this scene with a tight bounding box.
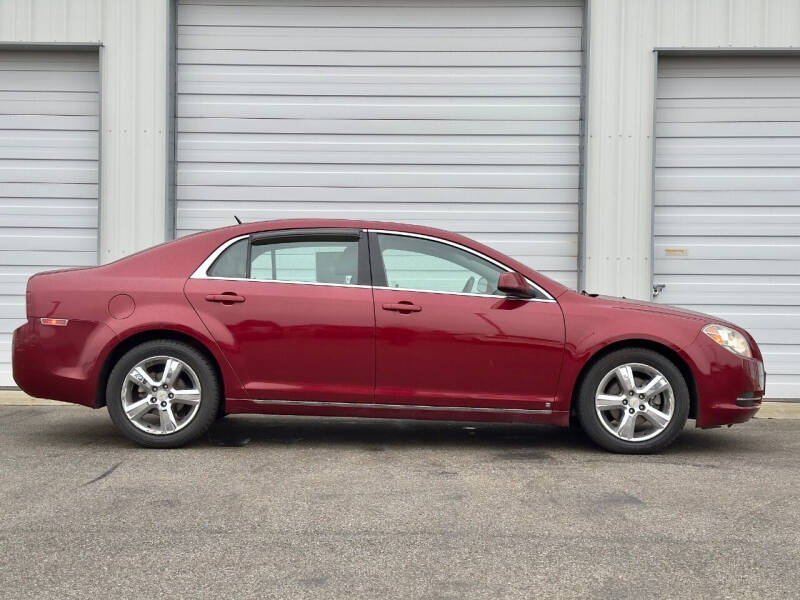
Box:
[497,272,536,298]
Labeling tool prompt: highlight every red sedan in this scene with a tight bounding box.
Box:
[12,220,765,453]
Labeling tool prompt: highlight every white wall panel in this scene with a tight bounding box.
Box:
[176,0,584,288]
[584,0,800,300]
[0,50,98,386]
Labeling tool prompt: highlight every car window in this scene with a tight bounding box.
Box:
[376,233,505,295]
[207,238,247,279]
[250,239,360,285]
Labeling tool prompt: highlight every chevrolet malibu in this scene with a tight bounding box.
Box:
[12,220,765,453]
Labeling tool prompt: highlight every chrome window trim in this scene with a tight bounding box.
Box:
[190,234,249,280]
[367,229,556,302]
[252,398,552,415]
[190,228,558,303]
[190,233,369,289]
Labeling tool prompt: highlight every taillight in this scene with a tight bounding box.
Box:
[40,318,68,327]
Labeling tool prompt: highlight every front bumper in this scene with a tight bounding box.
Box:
[12,318,118,408]
[682,332,765,428]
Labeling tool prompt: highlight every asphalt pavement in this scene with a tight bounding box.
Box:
[1,406,798,599]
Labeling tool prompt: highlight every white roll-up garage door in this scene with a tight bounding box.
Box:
[176,0,583,289]
[654,55,800,399]
[0,51,99,386]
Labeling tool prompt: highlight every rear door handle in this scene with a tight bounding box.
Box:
[205,293,246,304]
[381,301,421,313]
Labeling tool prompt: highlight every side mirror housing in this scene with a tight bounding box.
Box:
[497,272,536,298]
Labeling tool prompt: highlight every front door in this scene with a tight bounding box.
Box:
[185,229,375,403]
[370,232,565,411]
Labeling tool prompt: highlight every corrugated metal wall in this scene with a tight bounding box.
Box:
[0,0,169,262]
[584,0,800,300]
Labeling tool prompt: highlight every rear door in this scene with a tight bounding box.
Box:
[185,229,375,403]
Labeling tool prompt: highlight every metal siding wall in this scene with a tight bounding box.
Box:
[585,0,800,299]
[176,0,584,289]
[653,55,800,399]
[0,0,169,263]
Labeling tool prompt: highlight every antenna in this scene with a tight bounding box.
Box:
[234,215,242,224]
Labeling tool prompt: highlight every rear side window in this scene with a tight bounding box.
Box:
[204,235,362,285]
[207,238,247,279]
[250,239,359,284]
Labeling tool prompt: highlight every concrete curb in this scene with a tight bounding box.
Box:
[1,389,799,418]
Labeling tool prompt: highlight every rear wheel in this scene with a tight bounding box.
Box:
[106,340,220,448]
[577,348,689,454]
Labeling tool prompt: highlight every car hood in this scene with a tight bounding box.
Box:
[581,293,720,324]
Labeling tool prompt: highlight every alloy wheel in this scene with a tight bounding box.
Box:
[594,362,675,442]
[120,355,202,435]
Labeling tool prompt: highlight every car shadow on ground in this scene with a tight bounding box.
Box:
[202,414,758,457]
[8,406,764,456]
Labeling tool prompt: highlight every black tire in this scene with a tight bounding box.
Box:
[106,339,221,448]
[576,348,690,454]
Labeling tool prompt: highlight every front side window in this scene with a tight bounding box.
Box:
[376,233,505,295]
[204,235,361,285]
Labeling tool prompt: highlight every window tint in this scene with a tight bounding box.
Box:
[377,234,505,295]
[207,238,247,279]
[250,239,360,285]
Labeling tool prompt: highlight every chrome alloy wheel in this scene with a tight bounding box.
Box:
[121,355,202,435]
[594,363,675,442]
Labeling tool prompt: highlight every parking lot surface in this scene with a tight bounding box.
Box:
[1,406,798,599]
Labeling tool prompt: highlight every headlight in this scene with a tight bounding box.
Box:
[702,324,752,358]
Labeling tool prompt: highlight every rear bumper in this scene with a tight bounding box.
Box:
[12,318,118,408]
[682,333,765,428]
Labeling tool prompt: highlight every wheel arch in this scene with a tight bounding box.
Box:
[95,328,225,416]
[569,339,698,422]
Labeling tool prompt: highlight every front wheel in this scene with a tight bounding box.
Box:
[106,340,221,448]
[577,348,690,454]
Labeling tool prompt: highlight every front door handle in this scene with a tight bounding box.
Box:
[382,301,421,313]
[206,293,246,304]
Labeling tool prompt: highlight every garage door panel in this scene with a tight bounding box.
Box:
[178,4,582,27]
[178,117,580,136]
[657,237,800,260]
[656,190,800,206]
[658,121,800,137]
[656,167,800,191]
[658,76,800,99]
[177,185,578,204]
[177,49,582,67]
[657,138,800,168]
[177,95,581,121]
[0,159,98,184]
[0,50,99,386]
[178,80,581,98]
[178,26,582,52]
[0,91,98,116]
[177,163,579,188]
[655,258,800,276]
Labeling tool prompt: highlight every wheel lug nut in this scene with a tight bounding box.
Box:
[150,398,156,403]
[628,408,635,414]
[628,391,634,396]
[152,387,157,392]
[622,399,628,405]
[168,393,174,399]
[160,401,167,407]
[639,405,645,410]
[163,383,168,389]
[639,394,644,399]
